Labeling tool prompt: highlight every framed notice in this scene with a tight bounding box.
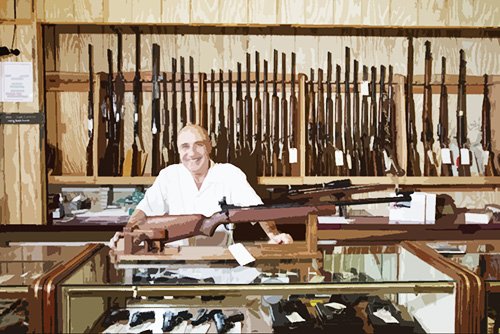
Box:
[0,62,33,102]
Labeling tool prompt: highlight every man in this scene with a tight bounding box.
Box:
[115,124,292,248]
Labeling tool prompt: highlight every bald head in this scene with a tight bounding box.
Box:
[177,124,210,147]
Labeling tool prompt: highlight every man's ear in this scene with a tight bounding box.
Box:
[206,141,212,154]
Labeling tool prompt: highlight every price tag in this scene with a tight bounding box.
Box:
[441,148,452,164]
[87,119,93,132]
[289,148,298,163]
[382,150,392,171]
[483,150,490,166]
[369,136,375,151]
[134,113,138,122]
[278,142,284,160]
[460,148,470,165]
[427,150,435,164]
[361,81,369,96]
[346,153,352,169]
[152,122,158,134]
[115,112,120,122]
[335,150,344,166]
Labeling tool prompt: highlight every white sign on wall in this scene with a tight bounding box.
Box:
[0,62,33,102]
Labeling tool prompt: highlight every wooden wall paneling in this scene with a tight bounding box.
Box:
[448,0,474,26]
[16,0,32,20]
[105,0,132,23]
[17,25,38,113]
[44,0,74,23]
[0,0,15,19]
[386,37,406,76]
[389,0,417,26]
[2,124,21,224]
[219,0,248,24]
[190,0,218,23]
[277,0,305,24]
[447,90,459,176]
[316,36,340,73]
[394,74,407,176]
[177,31,201,123]
[475,0,500,27]
[121,33,136,157]
[140,30,153,175]
[294,34,317,74]
[333,0,362,25]
[490,75,500,168]
[162,0,190,23]
[417,0,448,26]
[131,0,161,23]
[222,32,247,72]
[364,0,391,26]
[90,28,107,73]
[249,0,276,24]
[198,34,223,73]
[304,0,333,25]
[463,38,500,75]
[0,119,4,223]
[74,0,104,22]
[464,91,483,176]
[37,0,45,21]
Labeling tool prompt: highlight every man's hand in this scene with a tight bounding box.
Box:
[109,209,146,251]
[268,233,293,244]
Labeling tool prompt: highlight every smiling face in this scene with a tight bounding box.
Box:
[177,125,212,176]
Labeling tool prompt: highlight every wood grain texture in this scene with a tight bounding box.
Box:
[304,0,333,25]
[334,0,362,25]
[59,32,81,72]
[364,0,390,26]
[222,33,248,71]
[190,0,218,23]
[417,0,448,26]
[198,34,224,72]
[59,93,87,175]
[219,0,247,24]
[162,0,190,23]
[132,0,161,23]
[16,0,32,20]
[3,124,21,224]
[277,0,305,24]
[474,0,500,27]
[74,0,103,22]
[249,0,276,24]
[390,0,417,26]
[448,0,474,26]
[0,122,4,224]
[106,0,132,23]
[0,0,15,20]
[17,25,38,112]
[37,0,45,20]
[45,0,74,22]
[19,124,42,224]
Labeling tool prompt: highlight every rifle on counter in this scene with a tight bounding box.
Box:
[272,50,281,176]
[360,65,370,175]
[352,59,362,176]
[406,37,422,176]
[244,53,253,153]
[307,69,317,176]
[151,44,161,176]
[227,70,236,163]
[281,52,291,176]
[289,52,298,173]
[189,57,196,124]
[216,69,229,163]
[438,57,453,176]
[253,51,265,175]
[161,71,170,168]
[334,64,345,176]
[86,44,94,176]
[316,67,326,175]
[100,49,118,176]
[236,63,244,160]
[456,49,472,176]
[382,65,405,177]
[169,58,178,165]
[180,57,187,127]
[344,48,354,175]
[481,74,497,176]
[323,53,335,176]
[262,60,272,176]
[421,41,438,176]
[209,70,217,151]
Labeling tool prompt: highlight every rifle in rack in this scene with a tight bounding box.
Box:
[481,74,497,176]
[307,69,317,176]
[189,56,196,124]
[323,53,335,176]
[456,49,472,176]
[236,63,244,160]
[360,65,370,175]
[253,51,265,175]
[344,47,354,175]
[262,61,272,176]
[334,64,345,176]
[281,53,291,176]
[438,57,453,176]
[368,66,380,176]
[289,52,298,174]
[421,41,438,176]
[245,53,253,153]
[272,50,281,176]
[161,70,170,168]
[151,44,161,176]
[216,69,229,163]
[227,70,236,163]
[316,68,326,175]
[352,59,362,176]
[180,57,187,127]
[209,70,217,152]
[100,49,118,176]
[170,58,179,165]
[114,32,125,176]
[375,66,388,176]
[382,65,405,177]
[86,44,94,176]
[406,37,422,176]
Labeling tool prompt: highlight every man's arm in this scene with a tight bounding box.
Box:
[259,220,293,244]
[109,209,147,250]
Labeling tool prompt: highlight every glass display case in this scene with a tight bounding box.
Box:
[56,241,478,333]
[0,243,100,333]
[424,239,500,334]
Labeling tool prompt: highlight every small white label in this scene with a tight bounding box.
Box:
[289,148,298,163]
[325,302,347,311]
[228,243,255,266]
[483,150,490,166]
[134,113,138,122]
[286,312,306,323]
[369,136,375,151]
[459,110,464,116]
[152,121,158,134]
[335,150,344,166]
[427,150,435,164]
[346,153,352,169]
[441,148,452,164]
[382,150,392,171]
[361,81,369,96]
[460,148,470,165]
[373,309,399,324]
[115,112,120,122]
[87,119,93,132]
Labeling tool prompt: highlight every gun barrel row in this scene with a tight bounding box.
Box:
[91,42,496,179]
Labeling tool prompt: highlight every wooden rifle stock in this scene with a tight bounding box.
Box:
[253,51,264,175]
[481,74,497,176]
[352,59,363,176]
[334,65,345,176]
[114,32,125,176]
[161,71,170,168]
[262,61,272,176]
[438,57,453,176]
[86,44,94,176]
[421,41,438,176]
[360,66,370,175]
[272,50,281,176]
[456,49,471,176]
[169,58,178,165]
[100,49,118,176]
[323,52,335,175]
[281,52,291,176]
[227,70,236,163]
[344,48,354,175]
[316,68,326,175]
[151,44,161,176]
[307,69,317,176]
[236,63,244,159]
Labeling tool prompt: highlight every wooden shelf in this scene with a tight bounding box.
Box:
[48,175,155,185]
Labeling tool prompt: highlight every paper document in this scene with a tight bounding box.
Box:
[228,243,256,266]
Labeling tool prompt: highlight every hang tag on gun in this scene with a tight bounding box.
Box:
[441,148,452,164]
[460,148,470,165]
[361,81,369,96]
[335,150,344,166]
[228,243,255,266]
[289,148,298,164]
[382,150,392,171]
[483,150,490,166]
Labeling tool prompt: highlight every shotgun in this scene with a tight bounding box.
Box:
[438,57,453,176]
[323,52,335,175]
[228,70,236,163]
[289,52,298,172]
[360,65,370,175]
[281,52,291,176]
[100,49,118,176]
[236,63,244,159]
[114,33,126,176]
[216,69,229,163]
[272,50,281,176]
[245,53,253,153]
[180,57,187,127]
[406,37,422,176]
[421,41,438,176]
[189,56,196,124]
[86,44,94,176]
[334,64,345,176]
[209,70,217,151]
[151,43,161,176]
[316,68,326,175]
[456,49,472,176]
[344,47,353,175]
[481,74,497,176]
[161,71,169,168]
[307,69,317,176]
[352,59,362,176]
[262,60,272,176]
[170,58,179,165]
[253,51,264,175]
